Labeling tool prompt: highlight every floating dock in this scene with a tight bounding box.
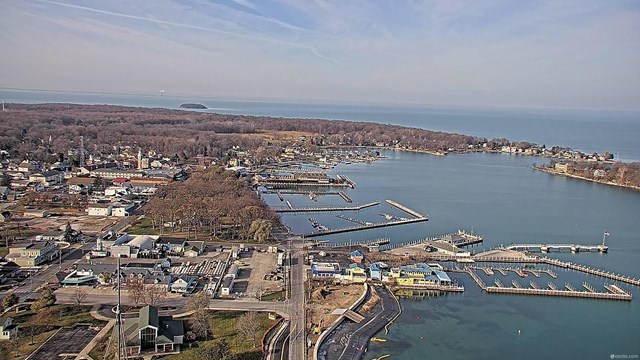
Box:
[302,217,428,238]
[506,243,608,253]
[385,199,426,218]
[275,202,379,213]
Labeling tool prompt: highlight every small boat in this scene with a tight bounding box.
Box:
[371,337,387,343]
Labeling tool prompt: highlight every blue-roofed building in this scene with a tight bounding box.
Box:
[349,250,364,263]
[391,263,452,287]
[369,263,382,281]
[311,262,341,279]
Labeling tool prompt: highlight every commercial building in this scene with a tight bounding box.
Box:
[6,241,60,267]
[120,306,184,355]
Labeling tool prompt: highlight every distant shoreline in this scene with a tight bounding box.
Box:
[533,166,640,191]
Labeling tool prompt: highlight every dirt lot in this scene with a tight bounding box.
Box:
[307,283,364,337]
[13,215,115,235]
[234,249,282,299]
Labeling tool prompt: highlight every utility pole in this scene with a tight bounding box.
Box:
[116,257,122,360]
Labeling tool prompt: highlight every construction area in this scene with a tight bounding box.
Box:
[234,247,284,299]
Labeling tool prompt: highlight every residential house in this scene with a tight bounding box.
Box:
[0,260,21,284]
[112,203,135,217]
[120,306,184,355]
[155,237,187,254]
[369,263,382,281]
[0,211,11,223]
[0,186,9,200]
[169,276,198,294]
[67,177,95,194]
[349,250,364,264]
[0,317,17,340]
[6,241,60,267]
[29,170,63,187]
[18,160,37,173]
[342,263,367,283]
[87,203,113,216]
[182,241,204,257]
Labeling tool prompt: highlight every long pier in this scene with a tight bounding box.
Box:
[301,217,428,238]
[385,199,426,218]
[336,214,369,226]
[505,243,608,253]
[274,202,379,213]
[455,267,632,301]
[313,237,391,248]
[379,229,482,251]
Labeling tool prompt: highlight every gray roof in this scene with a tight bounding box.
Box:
[139,306,159,329]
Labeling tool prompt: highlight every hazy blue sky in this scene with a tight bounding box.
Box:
[1,0,639,110]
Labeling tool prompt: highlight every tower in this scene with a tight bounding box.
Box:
[79,136,85,167]
[137,149,142,170]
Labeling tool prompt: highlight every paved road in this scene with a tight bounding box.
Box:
[338,286,400,360]
[288,246,306,360]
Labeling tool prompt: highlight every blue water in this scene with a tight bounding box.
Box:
[2,89,640,358]
[2,88,639,161]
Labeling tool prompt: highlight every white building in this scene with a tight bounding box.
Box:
[87,204,113,216]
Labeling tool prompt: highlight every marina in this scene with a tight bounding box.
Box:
[274,201,380,213]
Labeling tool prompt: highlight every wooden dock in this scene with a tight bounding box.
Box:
[301,217,428,238]
[385,199,426,218]
[485,286,631,301]
[274,201,379,213]
[505,243,608,253]
[457,267,632,301]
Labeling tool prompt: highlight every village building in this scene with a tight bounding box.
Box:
[6,241,60,267]
[120,306,184,355]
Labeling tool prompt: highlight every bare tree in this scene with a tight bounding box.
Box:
[143,285,167,306]
[129,282,145,306]
[29,307,56,345]
[74,286,88,305]
[236,312,260,348]
[187,291,210,339]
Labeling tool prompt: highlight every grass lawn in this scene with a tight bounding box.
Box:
[163,311,276,360]
[0,304,107,360]
[126,216,161,235]
[261,290,286,302]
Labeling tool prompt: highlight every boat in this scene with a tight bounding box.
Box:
[371,337,387,343]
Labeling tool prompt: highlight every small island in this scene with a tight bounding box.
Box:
[179,103,207,109]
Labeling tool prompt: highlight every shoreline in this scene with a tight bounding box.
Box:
[533,166,640,191]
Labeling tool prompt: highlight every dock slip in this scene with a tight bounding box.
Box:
[505,243,608,253]
[385,199,426,218]
[336,214,369,226]
[274,201,379,213]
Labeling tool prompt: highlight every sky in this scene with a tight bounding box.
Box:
[0,0,639,110]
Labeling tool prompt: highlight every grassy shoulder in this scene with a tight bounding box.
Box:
[0,304,107,360]
[162,311,276,360]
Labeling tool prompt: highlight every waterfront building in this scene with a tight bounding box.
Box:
[390,263,452,287]
[342,263,367,283]
[349,250,364,263]
[311,262,341,279]
[369,263,382,281]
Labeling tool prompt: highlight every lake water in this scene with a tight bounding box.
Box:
[3,89,640,358]
[267,151,640,360]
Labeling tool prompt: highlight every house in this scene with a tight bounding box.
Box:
[311,262,341,279]
[169,276,198,293]
[0,260,21,284]
[87,203,113,216]
[554,163,570,173]
[18,160,37,173]
[0,317,17,339]
[28,170,63,187]
[0,211,11,223]
[6,241,60,267]
[0,186,9,200]
[156,237,187,254]
[120,306,184,355]
[67,177,95,194]
[342,263,367,283]
[182,241,204,257]
[349,250,364,263]
[112,203,135,217]
[369,263,382,281]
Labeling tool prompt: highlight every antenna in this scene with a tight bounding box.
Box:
[116,257,121,360]
[602,230,609,247]
[79,136,85,167]
[1,101,4,111]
